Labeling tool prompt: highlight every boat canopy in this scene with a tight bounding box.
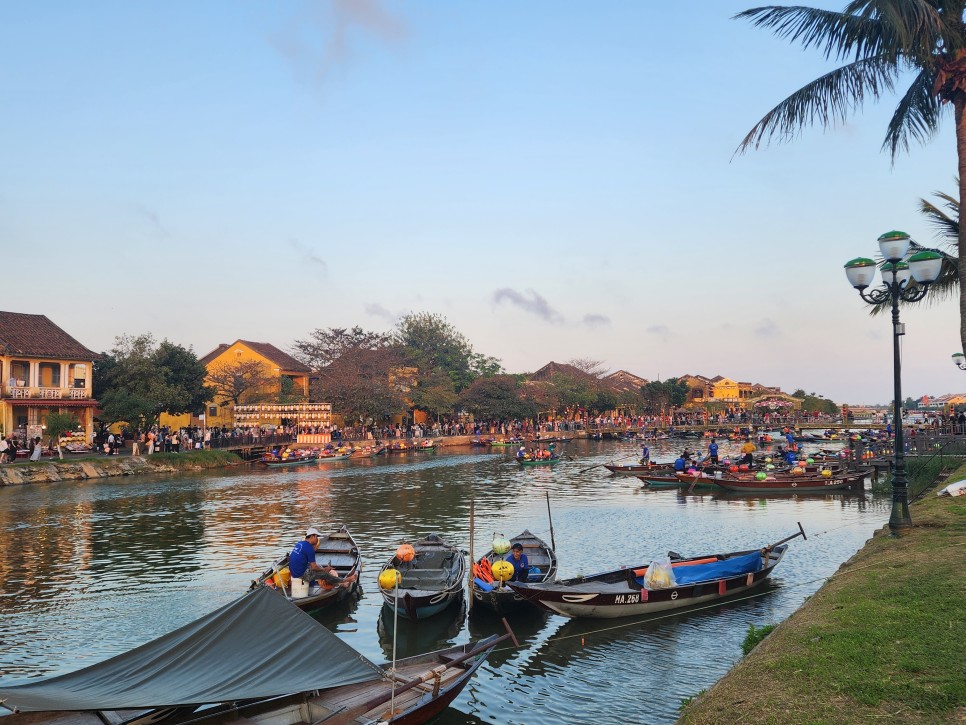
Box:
[0,587,385,713]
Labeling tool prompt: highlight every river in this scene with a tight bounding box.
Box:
[0,438,889,724]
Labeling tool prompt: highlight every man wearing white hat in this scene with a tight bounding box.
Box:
[288,528,357,590]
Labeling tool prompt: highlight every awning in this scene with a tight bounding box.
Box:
[0,587,385,712]
[2,399,98,407]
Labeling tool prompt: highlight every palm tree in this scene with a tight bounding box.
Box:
[735,1,966,351]
[870,183,961,314]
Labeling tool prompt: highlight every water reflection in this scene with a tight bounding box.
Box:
[0,440,890,723]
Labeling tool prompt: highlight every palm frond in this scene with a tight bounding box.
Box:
[883,67,944,157]
[736,56,897,153]
[843,1,950,62]
[918,195,960,245]
[736,3,944,62]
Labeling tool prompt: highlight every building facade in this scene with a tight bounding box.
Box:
[0,311,98,445]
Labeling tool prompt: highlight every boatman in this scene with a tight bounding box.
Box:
[708,439,719,465]
[507,542,530,582]
[740,438,757,467]
[516,445,527,459]
[640,444,650,465]
[289,528,357,590]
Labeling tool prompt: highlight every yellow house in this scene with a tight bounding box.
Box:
[161,340,311,430]
[709,376,741,404]
[0,311,98,445]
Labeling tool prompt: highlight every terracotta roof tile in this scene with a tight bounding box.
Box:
[0,312,98,360]
[199,340,311,373]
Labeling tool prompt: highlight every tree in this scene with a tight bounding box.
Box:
[792,389,807,398]
[736,1,966,354]
[458,375,537,420]
[44,411,78,459]
[311,347,407,426]
[207,359,276,407]
[567,358,609,377]
[291,326,392,369]
[639,378,689,414]
[411,370,458,422]
[96,334,213,431]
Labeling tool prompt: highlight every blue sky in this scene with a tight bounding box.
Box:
[2,1,962,404]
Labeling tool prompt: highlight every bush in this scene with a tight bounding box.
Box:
[741,623,776,655]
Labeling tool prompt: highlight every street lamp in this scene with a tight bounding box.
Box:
[952,353,966,370]
[844,231,943,533]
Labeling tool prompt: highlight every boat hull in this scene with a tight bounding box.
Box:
[508,545,787,619]
[379,534,466,621]
[471,529,558,615]
[250,527,361,613]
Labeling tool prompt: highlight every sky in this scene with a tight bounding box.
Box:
[2,1,964,405]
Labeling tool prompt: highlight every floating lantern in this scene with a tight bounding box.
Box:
[491,560,514,582]
[729,465,739,473]
[806,458,815,464]
[379,568,401,589]
[755,472,767,481]
[821,469,833,478]
[791,466,804,476]
[766,464,775,470]
[492,534,511,555]
[765,457,772,463]
[395,544,415,562]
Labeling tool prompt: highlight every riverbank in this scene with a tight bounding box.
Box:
[678,469,966,724]
[0,450,243,485]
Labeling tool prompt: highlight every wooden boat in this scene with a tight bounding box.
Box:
[249,525,361,612]
[471,530,558,615]
[507,526,805,619]
[489,439,524,447]
[315,451,354,462]
[712,468,869,493]
[603,462,673,475]
[379,534,466,620]
[0,586,513,725]
[637,471,718,489]
[262,452,319,467]
[413,440,435,451]
[516,454,561,467]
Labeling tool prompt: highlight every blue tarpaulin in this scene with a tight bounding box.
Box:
[636,551,762,588]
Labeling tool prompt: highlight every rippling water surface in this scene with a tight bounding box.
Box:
[0,439,890,724]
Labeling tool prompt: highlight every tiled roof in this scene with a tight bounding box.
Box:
[199,340,311,373]
[0,312,98,360]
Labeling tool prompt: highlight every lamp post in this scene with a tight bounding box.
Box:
[845,231,943,533]
[952,353,966,370]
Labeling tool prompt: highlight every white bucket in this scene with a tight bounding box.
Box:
[290,576,309,599]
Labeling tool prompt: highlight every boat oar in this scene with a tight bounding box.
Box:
[344,619,519,721]
[766,522,808,550]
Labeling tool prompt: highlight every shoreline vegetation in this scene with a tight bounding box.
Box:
[0,450,243,486]
[678,466,966,724]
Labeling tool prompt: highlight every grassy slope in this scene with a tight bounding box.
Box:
[678,469,966,725]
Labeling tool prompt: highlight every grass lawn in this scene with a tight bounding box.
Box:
[678,466,966,724]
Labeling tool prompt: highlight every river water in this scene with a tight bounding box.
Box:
[0,438,889,724]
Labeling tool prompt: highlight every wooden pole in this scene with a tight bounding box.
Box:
[468,497,475,612]
[545,491,556,552]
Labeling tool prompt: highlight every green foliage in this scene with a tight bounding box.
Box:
[95,334,214,430]
[741,623,776,655]
[640,378,689,413]
[458,375,536,420]
[411,370,458,420]
[800,394,838,415]
[394,312,502,392]
[44,412,79,442]
[148,450,242,469]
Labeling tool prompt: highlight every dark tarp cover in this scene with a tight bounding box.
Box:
[0,587,385,712]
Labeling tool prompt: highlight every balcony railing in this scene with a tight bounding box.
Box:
[4,386,90,399]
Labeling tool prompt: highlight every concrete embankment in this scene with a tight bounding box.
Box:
[0,452,243,486]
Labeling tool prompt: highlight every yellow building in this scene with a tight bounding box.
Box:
[161,340,311,430]
[0,311,98,445]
